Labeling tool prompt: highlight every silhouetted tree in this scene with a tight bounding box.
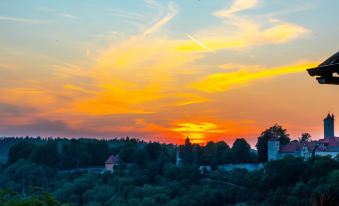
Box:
[231,138,251,163]
[119,138,139,163]
[0,190,63,206]
[86,140,110,166]
[145,142,162,161]
[8,142,36,164]
[180,137,194,164]
[133,148,149,167]
[299,133,311,142]
[30,141,59,167]
[256,124,290,162]
[60,140,91,169]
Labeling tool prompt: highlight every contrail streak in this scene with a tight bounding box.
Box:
[185,33,215,53]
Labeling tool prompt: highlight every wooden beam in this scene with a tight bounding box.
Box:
[316,77,339,85]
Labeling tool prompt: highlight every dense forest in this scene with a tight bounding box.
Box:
[0,125,339,206]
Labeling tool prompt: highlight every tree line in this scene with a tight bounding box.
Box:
[0,124,334,206]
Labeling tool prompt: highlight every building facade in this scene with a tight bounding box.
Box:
[105,155,119,172]
[176,147,183,167]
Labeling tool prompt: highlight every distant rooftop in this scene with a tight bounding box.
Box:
[105,155,119,164]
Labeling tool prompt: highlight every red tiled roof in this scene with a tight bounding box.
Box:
[329,139,339,146]
[315,137,339,151]
[105,155,119,164]
[318,137,339,146]
[278,137,339,154]
[280,141,301,153]
[304,141,317,151]
[319,139,329,144]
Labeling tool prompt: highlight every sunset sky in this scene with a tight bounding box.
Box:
[1,0,339,145]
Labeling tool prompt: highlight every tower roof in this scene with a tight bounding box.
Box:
[325,113,334,120]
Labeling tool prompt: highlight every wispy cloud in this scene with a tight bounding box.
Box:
[213,0,258,17]
[142,2,178,36]
[265,3,316,19]
[0,16,47,24]
[36,7,56,12]
[144,0,166,15]
[109,9,149,22]
[59,13,79,19]
[37,7,79,20]
[176,0,309,53]
[177,21,308,52]
[94,31,124,42]
[0,63,17,69]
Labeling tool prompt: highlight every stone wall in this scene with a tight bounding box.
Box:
[315,152,339,158]
[218,163,264,172]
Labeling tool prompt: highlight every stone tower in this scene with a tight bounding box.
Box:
[324,113,335,139]
[268,138,280,161]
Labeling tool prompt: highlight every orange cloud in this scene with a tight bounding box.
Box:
[192,61,318,93]
[172,122,230,143]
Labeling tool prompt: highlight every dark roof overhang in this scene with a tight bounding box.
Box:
[307,51,339,85]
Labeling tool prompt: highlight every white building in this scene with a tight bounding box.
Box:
[105,155,119,172]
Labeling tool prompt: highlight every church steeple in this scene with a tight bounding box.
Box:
[176,146,183,167]
[324,113,335,138]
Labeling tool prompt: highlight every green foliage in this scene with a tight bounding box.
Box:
[133,149,149,167]
[197,141,231,165]
[256,133,269,163]
[30,141,59,167]
[54,174,96,205]
[119,139,139,163]
[311,156,339,177]
[8,142,36,164]
[145,142,162,161]
[0,160,55,191]
[0,190,66,206]
[60,140,93,168]
[299,132,311,142]
[179,138,194,164]
[264,156,306,188]
[2,137,339,205]
[7,138,112,169]
[231,138,252,163]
